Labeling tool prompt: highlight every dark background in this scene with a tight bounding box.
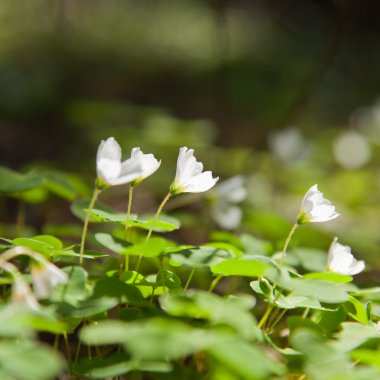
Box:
[1,0,380,169]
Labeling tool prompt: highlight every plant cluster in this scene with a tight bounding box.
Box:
[0,137,379,380]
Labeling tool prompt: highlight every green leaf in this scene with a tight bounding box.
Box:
[155,270,181,289]
[160,291,260,340]
[290,327,351,380]
[281,278,349,304]
[59,297,118,318]
[211,258,270,277]
[51,266,88,303]
[121,238,167,258]
[71,200,115,223]
[288,247,328,272]
[207,338,284,380]
[0,340,65,380]
[332,322,380,352]
[304,272,353,284]
[74,353,171,378]
[169,246,235,268]
[128,214,181,232]
[12,235,63,256]
[87,209,180,232]
[95,233,130,253]
[351,348,380,367]
[92,277,144,305]
[344,296,369,325]
[250,280,327,310]
[81,318,216,360]
[240,234,273,256]
[0,166,44,193]
[88,209,131,223]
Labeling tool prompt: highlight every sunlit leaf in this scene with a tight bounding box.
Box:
[211,258,270,277]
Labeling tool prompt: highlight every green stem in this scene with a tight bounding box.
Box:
[63,331,72,368]
[184,268,196,291]
[302,307,310,319]
[267,308,287,333]
[145,192,172,242]
[280,223,298,267]
[124,185,134,240]
[135,255,143,274]
[124,185,134,272]
[208,275,223,293]
[258,303,274,329]
[79,187,101,266]
[53,334,60,352]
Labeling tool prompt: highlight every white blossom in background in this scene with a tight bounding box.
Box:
[12,277,40,311]
[297,184,339,224]
[211,176,247,230]
[170,147,219,194]
[97,137,160,188]
[268,127,310,163]
[328,237,365,275]
[31,259,68,299]
[333,131,371,170]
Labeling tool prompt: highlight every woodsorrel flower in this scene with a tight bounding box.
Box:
[328,237,365,275]
[12,277,40,310]
[31,259,68,299]
[170,147,218,195]
[297,184,339,224]
[96,138,160,188]
[211,176,247,230]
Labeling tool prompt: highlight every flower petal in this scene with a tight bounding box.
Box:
[183,171,219,193]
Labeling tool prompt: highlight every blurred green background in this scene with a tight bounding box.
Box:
[1,0,380,271]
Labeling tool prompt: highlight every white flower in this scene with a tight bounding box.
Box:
[215,176,247,203]
[297,184,339,224]
[128,147,161,185]
[31,260,68,299]
[328,237,365,275]
[12,277,40,310]
[96,137,143,188]
[211,176,247,230]
[170,147,219,194]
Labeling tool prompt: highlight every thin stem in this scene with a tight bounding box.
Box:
[184,268,196,291]
[124,185,134,240]
[53,334,60,352]
[124,185,134,272]
[134,255,143,274]
[302,307,310,319]
[208,275,223,293]
[258,303,274,329]
[145,192,172,242]
[74,337,82,365]
[79,187,101,266]
[267,308,287,333]
[63,331,72,368]
[280,223,298,267]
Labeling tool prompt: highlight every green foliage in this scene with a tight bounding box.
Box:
[1,137,380,380]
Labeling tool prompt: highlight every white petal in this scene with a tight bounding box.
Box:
[97,137,121,162]
[216,176,247,203]
[300,184,339,223]
[346,260,365,275]
[12,279,40,310]
[212,203,242,230]
[96,137,123,181]
[97,158,122,181]
[328,238,365,275]
[183,171,219,193]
